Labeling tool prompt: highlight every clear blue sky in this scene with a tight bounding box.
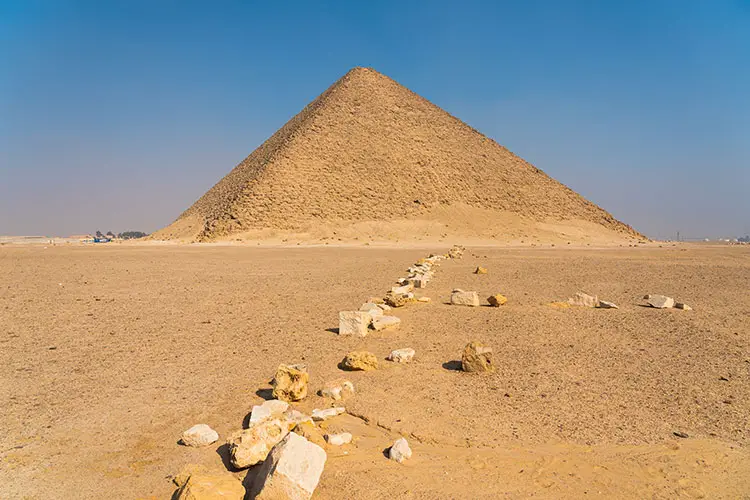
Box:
[1,0,748,239]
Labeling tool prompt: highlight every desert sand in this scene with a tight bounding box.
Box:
[1,242,748,498]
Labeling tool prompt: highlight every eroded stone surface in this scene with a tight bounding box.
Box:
[339,311,372,336]
[318,380,355,401]
[250,400,290,425]
[325,432,352,446]
[647,295,675,309]
[340,351,378,371]
[372,315,401,331]
[227,418,290,469]
[451,290,480,306]
[174,471,245,500]
[568,292,599,308]
[387,348,415,363]
[461,341,494,373]
[250,432,327,500]
[487,294,507,307]
[389,437,412,463]
[180,424,219,447]
[272,364,309,402]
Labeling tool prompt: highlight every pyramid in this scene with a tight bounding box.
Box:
[154,67,641,242]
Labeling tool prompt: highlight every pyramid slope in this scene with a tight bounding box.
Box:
[154,67,641,242]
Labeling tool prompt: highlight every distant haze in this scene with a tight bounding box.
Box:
[1,1,748,239]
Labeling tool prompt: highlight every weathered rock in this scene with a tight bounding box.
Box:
[388,437,412,463]
[597,300,619,309]
[372,315,401,331]
[408,276,429,288]
[391,283,414,295]
[568,292,599,307]
[387,348,415,363]
[359,303,384,318]
[338,311,373,336]
[367,296,385,304]
[340,351,378,371]
[647,295,675,309]
[675,302,693,310]
[180,424,219,447]
[462,341,494,373]
[384,292,409,308]
[173,464,212,487]
[325,432,353,446]
[250,400,290,425]
[292,420,326,448]
[486,294,507,307]
[282,408,312,427]
[311,407,346,421]
[174,471,245,500]
[451,290,480,307]
[227,418,290,469]
[272,364,309,402]
[377,303,392,311]
[250,432,326,500]
[318,380,355,400]
[474,266,487,274]
[417,296,431,303]
[548,301,571,309]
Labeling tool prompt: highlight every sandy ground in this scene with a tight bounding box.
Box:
[1,243,749,499]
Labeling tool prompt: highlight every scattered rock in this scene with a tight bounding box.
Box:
[388,437,412,463]
[340,351,378,371]
[408,276,429,288]
[180,424,219,447]
[377,303,392,311]
[318,380,355,401]
[391,284,414,295]
[359,303,384,318]
[250,400,290,425]
[311,407,346,421]
[474,266,487,274]
[325,432,353,446]
[272,364,309,402]
[567,292,599,307]
[387,348,415,363]
[338,311,373,336]
[451,290,480,307]
[647,295,675,309]
[597,300,619,309]
[675,302,693,310]
[227,418,291,469]
[462,341,494,373]
[673,431,689,438]
[250,432,326,500]
[486,294,507,307]
[372,315,401,331]
[292,421,326,448]
[384,292,409,308]
[174,470,245,499]
[283,408,312,427]
[173,464,211,487]
[417,297,431,303]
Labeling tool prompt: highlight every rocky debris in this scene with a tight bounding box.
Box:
[180,424,219,447]
[311,407,346,421]
[450,289,480,307]
[447,245,465,259]
[250,400,290,425]
[416,296,431,303]
[283,408,312,427]
[359,302,384,318]
[462,341,494,373]
[292,421,326,448]
[173,464,211,487]
[387,348,415,363]
[567,292,599,307]
[372,315,401,331]
[486,294,507,307]
[391,283,414,295]
[408,275,429,288]
[647,295,675,309]
[384,291,409,308]
[174,469,245,500]
[377,303,392,311]
[597,300,619,309]
[388,437,412,463]
[340,351,378,371]
[474,266,487,274]
[675,302,693,310]
[339,311,373,336]
[367,296,385,304]
[318,380,355,400]
[227,418,291,469]
[250,432,326,500]
[325,432,353,446]
[272,364,309,402]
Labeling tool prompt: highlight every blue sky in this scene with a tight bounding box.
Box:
[1,0,748,239]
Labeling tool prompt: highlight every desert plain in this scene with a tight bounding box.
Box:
[1,241,748,499]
